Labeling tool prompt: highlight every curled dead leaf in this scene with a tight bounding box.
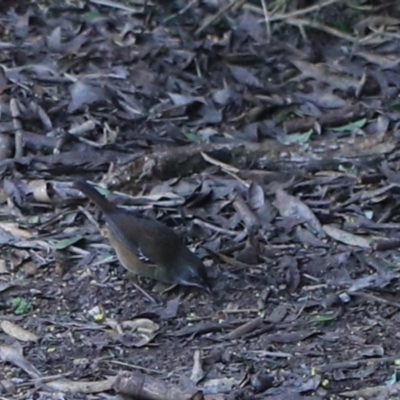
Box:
[0,320,39,342]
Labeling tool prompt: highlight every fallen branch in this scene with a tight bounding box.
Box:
[110,130,397,185]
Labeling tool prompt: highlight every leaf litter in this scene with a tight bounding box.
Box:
[1,0,400,399]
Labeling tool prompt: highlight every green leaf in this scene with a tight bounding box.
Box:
[51,234,84,250]
[184,131,200,142]
[387,103,400,112]
[285,129,314,144]
[332,22,352,34]
[274,111,291,123]
[332,118,366,132]
[11,297,30,315]
[311,314,336,323]
[84,11,104,22]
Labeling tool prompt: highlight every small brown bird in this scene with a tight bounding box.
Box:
[73,180,211,293]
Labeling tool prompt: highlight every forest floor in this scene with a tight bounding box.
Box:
[1,1,400,399]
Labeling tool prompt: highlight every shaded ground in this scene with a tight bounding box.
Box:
[1,1,400,399]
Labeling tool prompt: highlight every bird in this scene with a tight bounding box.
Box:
[73,180,211,293]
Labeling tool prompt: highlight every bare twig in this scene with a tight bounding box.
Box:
[10,98,23,158]
[195,0,246,36]
[260,0,271,42]
[245,0,340,22]
[287,17,361,43]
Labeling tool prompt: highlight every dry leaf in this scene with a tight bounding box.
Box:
[0,320,39,342]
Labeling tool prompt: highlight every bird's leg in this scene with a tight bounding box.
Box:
[160,283,179,294]
[128,274,159,304]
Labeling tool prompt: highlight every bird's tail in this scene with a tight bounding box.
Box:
[73,180,116,213]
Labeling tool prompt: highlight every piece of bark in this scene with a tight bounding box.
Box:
[114,371,202,400]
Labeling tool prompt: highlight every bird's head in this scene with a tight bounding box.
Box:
[174,251,212,294]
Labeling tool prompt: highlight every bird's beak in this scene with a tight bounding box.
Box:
[183,280,212,294]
